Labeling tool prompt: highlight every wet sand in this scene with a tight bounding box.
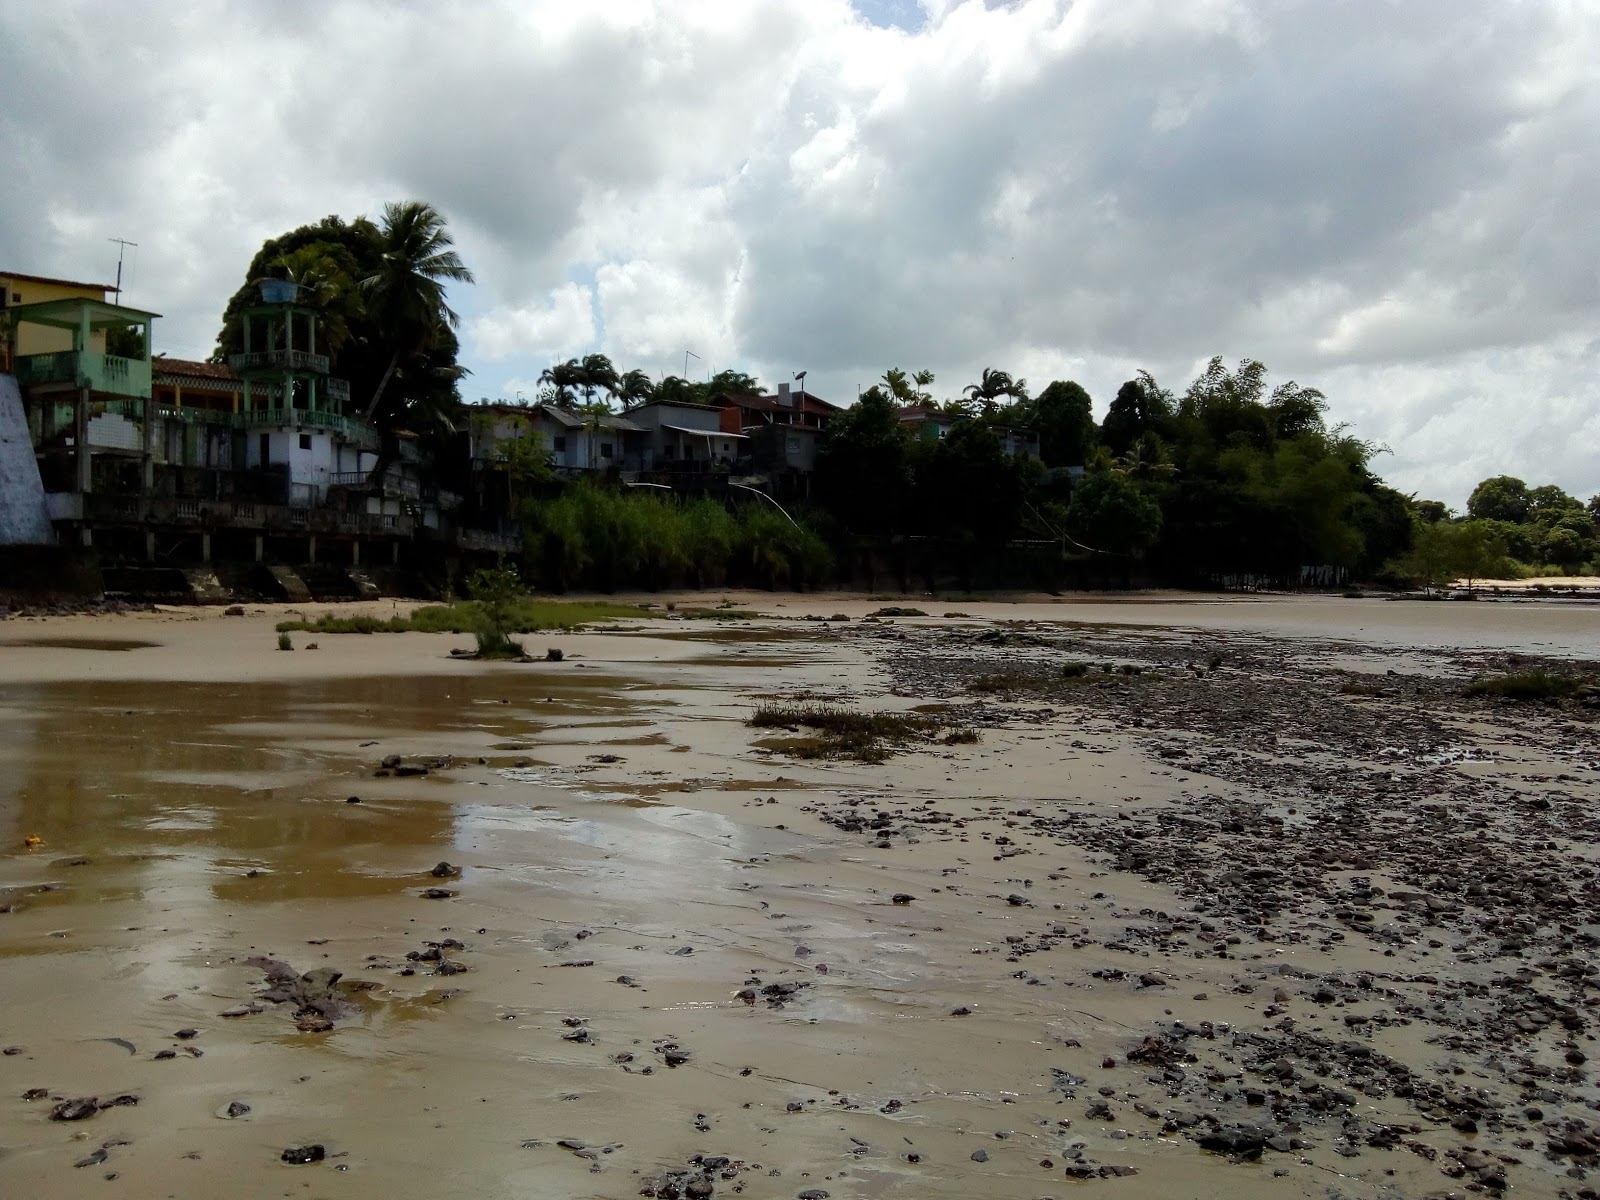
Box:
[1,593,1597,1198]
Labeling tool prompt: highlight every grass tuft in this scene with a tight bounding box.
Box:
[277,600,651,637]
[749,702,950,762]
[1462,668,1586,702]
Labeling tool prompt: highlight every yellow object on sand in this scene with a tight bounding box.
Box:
[23,835,43,848]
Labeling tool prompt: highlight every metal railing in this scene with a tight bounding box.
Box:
[228,349,330,374]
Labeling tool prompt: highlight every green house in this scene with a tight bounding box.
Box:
[9,297,159,399]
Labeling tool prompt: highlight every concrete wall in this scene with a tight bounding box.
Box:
[0,373,55,544]
[1,276,110,356]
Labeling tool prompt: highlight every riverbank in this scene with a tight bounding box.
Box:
[0,595,1596,1197]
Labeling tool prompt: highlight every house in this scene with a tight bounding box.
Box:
[466,401,649,474]
[0,271,119,367]
[5,290,159,495]
[621,399,747,470]
[708,383,837,479]
[897,403,1042,460]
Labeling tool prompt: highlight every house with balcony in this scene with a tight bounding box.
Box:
[709,383,838,493]
[0,271,119,370]
[226,280,377,503]
[622,399,748,473]
[466,401,649,475]
[5,292,159,495]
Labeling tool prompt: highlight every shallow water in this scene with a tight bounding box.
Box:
[0,603,1593,1198]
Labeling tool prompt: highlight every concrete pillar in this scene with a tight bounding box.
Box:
[351,539,360,567]
[392,541,400,566]
[75,388,91,493]
[145,531,156,561]
[80,527,93,548]
[307,535,317,564]
[254,535,264,563]
[201,532,211,564]
[141,394,155,493]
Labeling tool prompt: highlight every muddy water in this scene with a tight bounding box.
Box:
[0,607,1591,1198]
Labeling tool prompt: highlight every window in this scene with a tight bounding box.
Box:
[259,433,271,465]
[0,286,8,306]
[298,433,312,450]
[552,436,566,452]
[9,291,19,304]
[600,442,613,460]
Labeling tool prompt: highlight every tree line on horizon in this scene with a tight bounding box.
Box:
[214,203,1599,591]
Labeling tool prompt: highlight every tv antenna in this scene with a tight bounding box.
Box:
[108,238,138,305]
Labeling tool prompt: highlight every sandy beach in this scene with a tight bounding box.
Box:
[1,591,1598,1199]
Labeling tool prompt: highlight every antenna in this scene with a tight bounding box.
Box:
[684,349,699,379]
[108,237,138,305]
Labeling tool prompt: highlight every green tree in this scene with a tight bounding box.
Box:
[539,359,583,408]
[815,388,912,535]
[467,562,525,658]
[1029,380,1096,467]
[578,353,619,408]
[881,367,935,406]
[1067,472,1162,557]
[1386,520,1459,594]
[1466,475,1531,524]
[616,369,655,406]
[360,200,475,423]
[962,367,1028,413]
[1100,372,1172,457]
[1455,520,1512,588]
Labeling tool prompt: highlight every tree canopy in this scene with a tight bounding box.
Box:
[215,203,473,432]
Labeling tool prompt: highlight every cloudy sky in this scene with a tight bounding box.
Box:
[3,0,1596,505]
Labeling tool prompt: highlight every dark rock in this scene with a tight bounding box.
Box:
[1197,1123,1271,1158]
[74,1147,108,1169]
[421,887,455,900]
[546,648,564,662]
[970,1149,989,1162]
[50,1097,100,1121]
[280,1144,325,1165]
[429,862,459,878]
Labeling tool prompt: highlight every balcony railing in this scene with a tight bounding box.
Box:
[15,351,152,399]
[98,400,378,450]
[228,349,330,374]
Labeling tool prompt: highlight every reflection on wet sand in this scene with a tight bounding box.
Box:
[0,599,1596,1198]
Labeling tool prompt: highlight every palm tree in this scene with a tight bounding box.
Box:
[616,368,655,407]
[539,359,583,408]
[271,244,360,362]
[963,367,1028,414]
[360,201,475,421]
[579,353,619,409]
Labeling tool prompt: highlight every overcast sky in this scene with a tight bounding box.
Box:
[3,0,1596,506]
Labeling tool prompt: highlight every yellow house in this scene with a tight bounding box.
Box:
[1,271,117,359]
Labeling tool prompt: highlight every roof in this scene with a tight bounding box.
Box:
[712,390,838,414]
[1,270,118,294]
[623,399,719,415]
[470,402,644,434]
[9,297,161,328]
[664,423,748,439]
[152,356,239,384]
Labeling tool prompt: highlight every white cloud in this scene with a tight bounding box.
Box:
[467,283,596,363]
[2,0,1596,504]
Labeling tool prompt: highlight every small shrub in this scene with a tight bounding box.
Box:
[1060,662,1089,678]
[942,728,981,745]
[468,562,525,659]
[1462,669,1585,702]
[868,606,928,617]
[1206,652,1223,670]
[277,632,293,651]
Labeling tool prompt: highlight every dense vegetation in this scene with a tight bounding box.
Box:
[221,204,1597,593]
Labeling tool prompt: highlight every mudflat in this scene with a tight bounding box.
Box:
[0,592,1597,1199]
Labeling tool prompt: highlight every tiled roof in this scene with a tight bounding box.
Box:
[713,390,838,414]
[152,356,239,383]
